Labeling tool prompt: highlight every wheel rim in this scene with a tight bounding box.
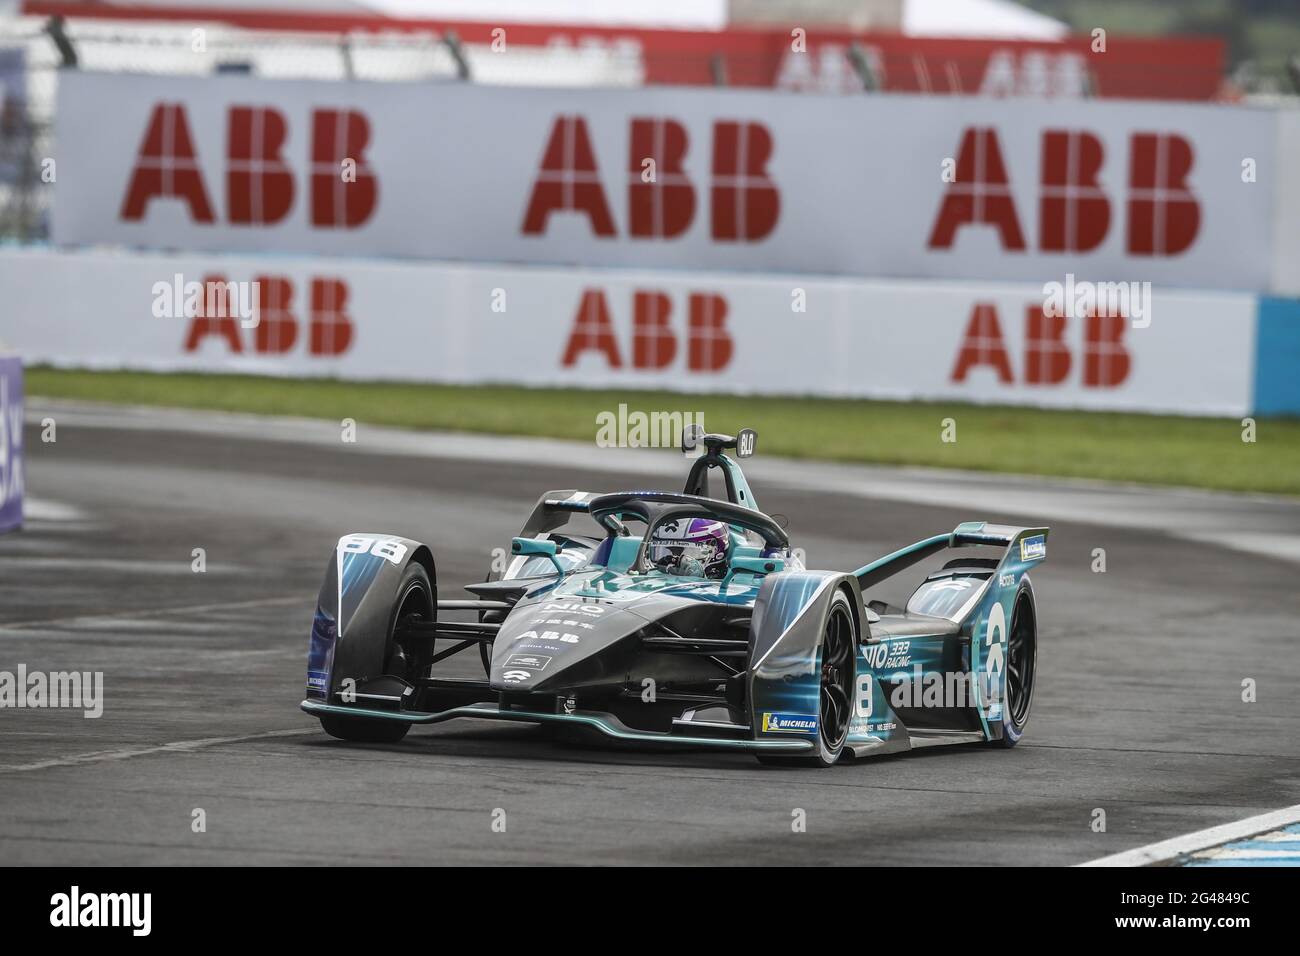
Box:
[389,580,431,681]
[1005,594,1036,726]
[819,603,854,752]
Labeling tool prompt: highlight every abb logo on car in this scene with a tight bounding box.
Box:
[183,275,354,356]
[120,104,377,228]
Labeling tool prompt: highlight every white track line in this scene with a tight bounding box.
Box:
[0,595,303,630]
[1079,804,1300,867]
[0,728,318,774]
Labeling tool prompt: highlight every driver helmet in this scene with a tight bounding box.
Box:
[649,518,731,578]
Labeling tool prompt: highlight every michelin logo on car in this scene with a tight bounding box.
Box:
[761,712,818,734]
[1019,534,1047,561]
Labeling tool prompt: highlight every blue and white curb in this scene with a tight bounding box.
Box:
[1081,803,1300,867]
[1184,823,1300,867]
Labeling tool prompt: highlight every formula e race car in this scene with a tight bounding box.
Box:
[300,430,1047,767]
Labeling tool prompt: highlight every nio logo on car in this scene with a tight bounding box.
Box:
[506,654,552,671]
[863,641,910,670]
[542,602,605,615]
[503,670,531,683]
[1020,534,1047,561]
[761,712,818,734]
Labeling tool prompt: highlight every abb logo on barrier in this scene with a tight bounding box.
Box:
[522,116,779,241]
[930,128,1199,255]
[561,288,733,371]
[952,303,1130,387]
[120,104,377,227]
[183,275,354,356]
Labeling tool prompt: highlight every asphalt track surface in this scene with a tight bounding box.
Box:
[2,401,1299,866]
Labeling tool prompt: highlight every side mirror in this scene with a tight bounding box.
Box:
[728,555,784,577]
[511,537,565,577]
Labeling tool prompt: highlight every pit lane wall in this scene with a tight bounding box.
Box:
[3,247,1294,418]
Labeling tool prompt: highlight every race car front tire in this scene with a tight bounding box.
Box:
[318,562,434,744]
[757,588,857,768]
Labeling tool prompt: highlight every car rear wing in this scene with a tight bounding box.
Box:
[854,521,1049,590]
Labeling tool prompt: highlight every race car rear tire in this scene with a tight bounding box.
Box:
[757,589,857,768]
[990,578,1037,748]
[319,713,410,744]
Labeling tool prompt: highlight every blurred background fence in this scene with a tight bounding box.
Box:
[2,0,1298,421]
[0,0,1270,242]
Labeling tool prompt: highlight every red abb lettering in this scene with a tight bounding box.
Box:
[561,289,622,366]
[1039,131,1108,253]
[183,274,242,352]
[1083,314,1131,386]
[311,109,377,228]
[951,305,1130,388]
[688,293,733,371]
[931,129,1200,257]
[950,303,1013,383]
[183,274,354,356]
[121,104,215,223]
[228,107,293,225]
[628,118,695,239]
[523,116,617,237]
[928,128,1025,251]
[711,122,779,241]
[253,276,297,354]
[1127,133,1199,255]
[310,278,354,356]
[560,289,732,372]
[633,291,676,369]
[1024,306,1071,384]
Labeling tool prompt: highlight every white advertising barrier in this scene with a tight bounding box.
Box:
[1272,110,1300,296]
[0,248,1258,416]
[52,72,1280,292]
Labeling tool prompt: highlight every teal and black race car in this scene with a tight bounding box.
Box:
[300,430,1047,767]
